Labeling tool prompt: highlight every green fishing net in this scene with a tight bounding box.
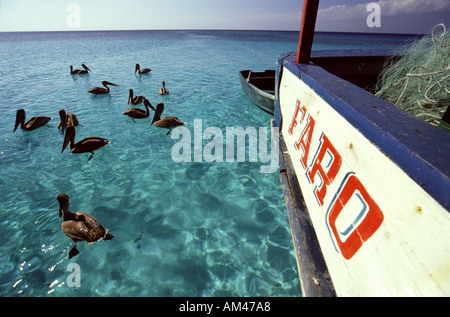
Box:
[376,24,450,127]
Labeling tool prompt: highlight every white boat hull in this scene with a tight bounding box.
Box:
[276,52,450,296]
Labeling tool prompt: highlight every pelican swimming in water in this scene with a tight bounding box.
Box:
[13,109,52,133]
[158,81,169,95]
[61,125,110,161]
[135,63,151,74]
[128,89,145,105]
[56,193,114,259]
[151,103,186,135]
[57,109,79,135]
[87,81,118,95]
[123,99,156,122]
[70,64,91,75]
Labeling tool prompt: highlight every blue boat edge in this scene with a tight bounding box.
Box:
[273,51,450,297]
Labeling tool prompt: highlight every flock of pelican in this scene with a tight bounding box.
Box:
[13,63,186,160]
[13,63,187,258]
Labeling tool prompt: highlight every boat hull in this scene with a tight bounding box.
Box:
[275,52,450,297]
[239,70,275,115]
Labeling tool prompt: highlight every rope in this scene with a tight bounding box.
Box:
[376,23,450,126]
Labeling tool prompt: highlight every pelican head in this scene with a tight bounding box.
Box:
[56,193,70,218]
[13,109,26,133]
[81,64,91,72]
[61,125,76,153]
[135,64,140,74]
[59,109,68,134]
[128,89,134,104]
[151,103,165,125]
[102,81,118,87]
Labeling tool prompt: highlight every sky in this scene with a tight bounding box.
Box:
[0,0,449,34]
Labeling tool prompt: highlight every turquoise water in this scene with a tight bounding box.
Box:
[0,30,414,297]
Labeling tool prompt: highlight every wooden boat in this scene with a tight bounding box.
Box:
[274,0,450,297]
[239,69,275,115]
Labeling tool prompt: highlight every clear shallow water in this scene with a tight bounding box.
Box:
[0,30,415,297]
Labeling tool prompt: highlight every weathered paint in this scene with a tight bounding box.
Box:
[276,52,450,296]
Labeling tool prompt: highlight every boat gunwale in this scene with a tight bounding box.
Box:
[275,50,450,212]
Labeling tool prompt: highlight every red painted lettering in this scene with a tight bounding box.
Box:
[288,100,306,135]
[327,173,384,260]
[307,133,342,206]
[295,115,315,169]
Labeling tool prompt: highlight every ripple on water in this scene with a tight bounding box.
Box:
[0,30,301,297]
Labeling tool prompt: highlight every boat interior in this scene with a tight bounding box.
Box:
[242,69,276,95]
[309,49,396,94]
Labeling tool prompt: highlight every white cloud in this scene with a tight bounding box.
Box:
[318,0,450,21]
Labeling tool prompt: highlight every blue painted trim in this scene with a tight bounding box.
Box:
[277,52,450,212]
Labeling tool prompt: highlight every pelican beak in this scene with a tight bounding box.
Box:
[151,103,164,125]
[144,99,156,111]
[13,116,20,133]
[13,109,24,133]
[128,89,133,104]
[61,133,69,153]
[82,64,91,72]
[61,126,74,153]
[59,109,67,134]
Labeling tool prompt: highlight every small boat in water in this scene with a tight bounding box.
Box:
[239,69,275,115]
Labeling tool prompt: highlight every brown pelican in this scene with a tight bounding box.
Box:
[70,64,91,75]
[61,125,110,161]
[135,63,151,74]
[123,99,156,122]
[151,103,186,135]
[57,109,79,135]
[128,89,145,105]
[56,193,114,259]
[87,81,118,95]
[158,81,169,95]
[13,109,52,133]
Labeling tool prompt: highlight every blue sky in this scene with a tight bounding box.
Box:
[0,0,449,34]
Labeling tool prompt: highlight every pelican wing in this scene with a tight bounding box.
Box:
[25,116,52,130]
[155,116,186,129]
[61,212,107,243]
[71,136,110,154]
[62,220,96,242]
[123,108,147,118]
[87,87,107,94]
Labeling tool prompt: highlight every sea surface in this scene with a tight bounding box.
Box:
[0,30,416,297]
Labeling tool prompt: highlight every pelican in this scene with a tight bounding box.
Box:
[56,193,114,259]
[13,109,52,133]
[151,103,186,135]
[128,89,145,105]
[123,99,156,122]
[70,64,91,75]
[135,63,151,74]
[61,125,110,161]
[158,81,169,95]
[57,109,79,135]
[87,81,118,95]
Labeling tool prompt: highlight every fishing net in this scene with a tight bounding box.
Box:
[375,23,450,127]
